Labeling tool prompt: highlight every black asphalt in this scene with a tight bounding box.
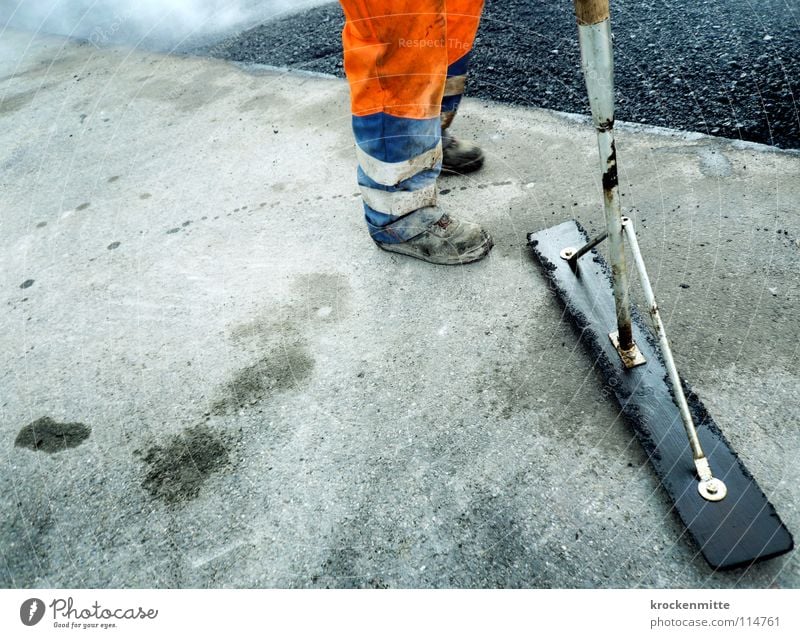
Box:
[195,0,800,149]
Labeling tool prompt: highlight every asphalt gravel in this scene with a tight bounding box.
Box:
[195,0,800,149]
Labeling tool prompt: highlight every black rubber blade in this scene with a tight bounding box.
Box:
[528,219,794,570]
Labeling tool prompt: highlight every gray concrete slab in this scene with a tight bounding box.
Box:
[1,29,798,588]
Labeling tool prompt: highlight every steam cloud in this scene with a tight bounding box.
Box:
[1,0,328,48]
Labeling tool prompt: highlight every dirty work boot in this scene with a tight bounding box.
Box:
[376,214,493,265]
[441,132,485,175]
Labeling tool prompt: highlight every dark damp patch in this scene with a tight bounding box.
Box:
[0,88,38,115]
[20,279,34,289]
[137,424,231,504]
[107,241,120,250]
[15,416,91,453]
[210,342,314,415]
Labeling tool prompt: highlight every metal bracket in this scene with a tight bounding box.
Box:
[559,231,609,272]
[609,330,646,368]
[560,246,577,261]
[695,457,728,502]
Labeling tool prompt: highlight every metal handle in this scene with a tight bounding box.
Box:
[573,0,610,25]
[573,0,637,355]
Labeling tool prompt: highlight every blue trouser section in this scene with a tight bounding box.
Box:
[352,112,444,244]
[448,52,471,77]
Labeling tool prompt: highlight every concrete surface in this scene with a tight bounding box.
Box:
[1,29,798,589]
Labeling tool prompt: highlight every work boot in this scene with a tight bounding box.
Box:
[441,132,485,175]
[375,214,493,265]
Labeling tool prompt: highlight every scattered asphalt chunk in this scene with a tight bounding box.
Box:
[20,279,34,289]
[107,241,120,250]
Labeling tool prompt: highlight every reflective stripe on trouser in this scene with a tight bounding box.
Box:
[340,0,484,243]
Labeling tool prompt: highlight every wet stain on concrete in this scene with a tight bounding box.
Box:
[236,87,297,114]
[237,94,282,113]
[448,484,542,587]
[1,144,29,171]
[285,272,352,326]
[1,54,82,83]
[698,148,733,178]
[211,341,314,415]
[211,273,349,414]
[135,73,233,113]
[20,279,34,289]
[15,416,91,453]
[308,501,397,588]
[230,273,350,344]
[138,424,231,504]
[3,505,53,587]
[0,88,38,115]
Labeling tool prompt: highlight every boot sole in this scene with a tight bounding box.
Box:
[376,233,494,266]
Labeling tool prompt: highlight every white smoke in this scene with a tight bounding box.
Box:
[0,1,330,48]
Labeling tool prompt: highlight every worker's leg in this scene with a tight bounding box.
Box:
[340,0,448,244]
[439,0,486,174]
[440,0,485,129]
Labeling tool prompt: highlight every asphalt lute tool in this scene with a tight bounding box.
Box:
[528,0,793,569]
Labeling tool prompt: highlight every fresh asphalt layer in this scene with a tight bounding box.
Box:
[198,0,800,150]
[1,29,798,588]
